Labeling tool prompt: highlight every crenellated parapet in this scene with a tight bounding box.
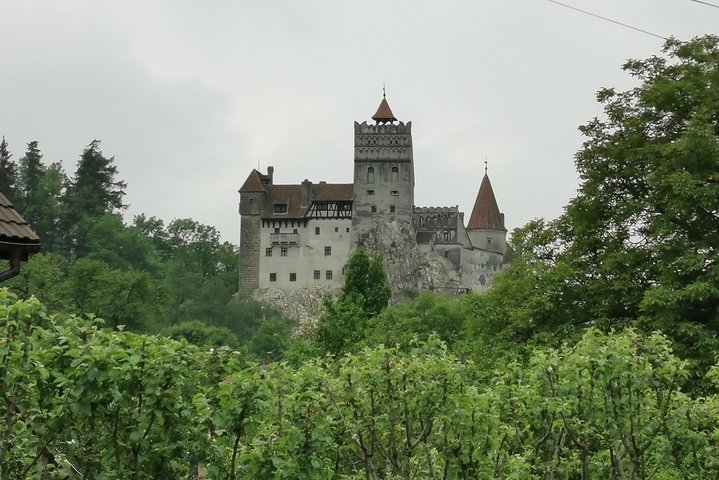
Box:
[354,121,412,134]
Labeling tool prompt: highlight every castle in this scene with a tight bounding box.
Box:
[238,95,512,300]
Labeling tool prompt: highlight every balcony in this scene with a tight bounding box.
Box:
[270,233,299,245]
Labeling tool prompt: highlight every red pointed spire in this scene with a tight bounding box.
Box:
[372,92,397,124]
[467,173,505,231]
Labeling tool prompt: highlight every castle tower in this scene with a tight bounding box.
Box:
[352,94,414,242]
[237,167,272,297]
[466,171,507,255]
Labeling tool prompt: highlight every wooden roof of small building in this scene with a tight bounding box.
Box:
[0,192,41,259]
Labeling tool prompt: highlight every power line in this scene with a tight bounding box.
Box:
[689,0,719,10]
[546,0,668,40]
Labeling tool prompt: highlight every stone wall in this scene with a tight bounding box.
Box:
[238,215,261,297]
[253,286,338,332]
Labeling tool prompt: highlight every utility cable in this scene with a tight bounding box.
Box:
[689,0,719,10]
[546,0,668,40]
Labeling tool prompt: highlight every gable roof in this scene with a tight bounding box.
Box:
[263,183,353,219]
[467,173,505,231]
[372,97,397,123]
[238,169,266,193]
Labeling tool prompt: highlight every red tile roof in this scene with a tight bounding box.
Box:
[467,174,505,231]
[372,97,397,123]
[239,170,265,193]
[262,183,353,219]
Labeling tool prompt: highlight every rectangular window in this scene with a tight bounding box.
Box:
[289,273,296,282]
[324,246,331,256]
[334,226,339,232]
[391,190,399,196]
[269,273,277,282]
[390,205,396,213]
[274,227,280,234]
[315,227,320,235]
[281,247,288,256]
[265,248,272,257]
[273,204,288,214]
[314,270,320,280]
[444,250,449,258]
[326,270,333,280]
[371,205,377,213]
[293,228,298,233]
[367,190,375,195]
[346,227,350,233]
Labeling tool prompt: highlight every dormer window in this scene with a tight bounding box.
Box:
[273,203,288,214]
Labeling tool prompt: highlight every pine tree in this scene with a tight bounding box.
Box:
[65,140,126,217]
[16,141,46,219]
[15,142,66,251]
[0,137,18,202]
[63,140,127,258]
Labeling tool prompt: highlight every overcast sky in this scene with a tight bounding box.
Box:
[1,1,717,243]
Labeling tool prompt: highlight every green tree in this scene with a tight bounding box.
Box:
[63,140,126,258]
[0,136,18,202]
[342,249,391,317]
[15,141,45,220]
[560,35,719,381]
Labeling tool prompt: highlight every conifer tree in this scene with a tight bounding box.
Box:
[65,140,126,217]
[63,140,127,258]
[0,136,18,202]
[14,142,66,251]
[16,141,46,219]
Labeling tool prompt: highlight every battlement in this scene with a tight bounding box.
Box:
[414,206,460,214]
[354,121,412,135]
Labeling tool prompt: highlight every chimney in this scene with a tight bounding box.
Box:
[266,166,274,184]
[301,179,312,208]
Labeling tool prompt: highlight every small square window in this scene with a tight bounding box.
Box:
[390,206,396,213]
[314,270,320,280]
[326,270,333,280]
[315,227,320,235]
[334,226,338,232]
[269,273,277,282]
[293,228,298,233]
[265,248,272,257]
[281,247,288,256]
[324,246,331,256]
[274,227,280,234]
[371,206,377,213]
[289,273,297,282]
[367,190,375,195]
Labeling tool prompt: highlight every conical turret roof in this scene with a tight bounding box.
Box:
[467,173,505,231]
[372,96,397,124]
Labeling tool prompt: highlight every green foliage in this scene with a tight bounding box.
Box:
[5,292,716,479]
[0,136,18,202]
[342,248,391,317]
[314,249,392,356]
[163,320,239,349]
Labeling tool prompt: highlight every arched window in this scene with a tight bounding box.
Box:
[367,167,375,184]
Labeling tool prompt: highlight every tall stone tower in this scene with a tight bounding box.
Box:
[352,94,414,243]
[237,167,272,297]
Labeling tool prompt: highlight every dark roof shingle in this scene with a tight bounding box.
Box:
[0,193,41,252]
